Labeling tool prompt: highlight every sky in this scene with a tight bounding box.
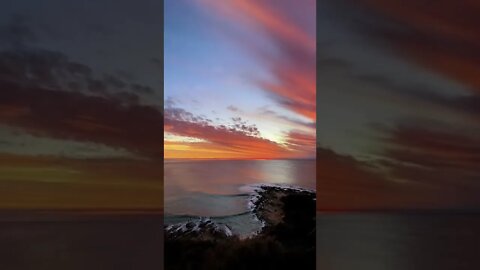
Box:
[164,0,316,160]
[0,0,163,209]
[317,0,480,210]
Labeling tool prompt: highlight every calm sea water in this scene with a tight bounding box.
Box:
[0,213,163,270]
[317,213,480,270]
[164,159,316,235]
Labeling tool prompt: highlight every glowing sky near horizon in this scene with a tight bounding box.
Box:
[164,0,316,159]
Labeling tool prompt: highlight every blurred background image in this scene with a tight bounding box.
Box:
[0,1,163,269]
[317,1,480,269]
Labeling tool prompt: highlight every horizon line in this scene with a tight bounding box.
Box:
[164,157,316,161]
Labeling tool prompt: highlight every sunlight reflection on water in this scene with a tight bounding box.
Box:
[164,159,315,216]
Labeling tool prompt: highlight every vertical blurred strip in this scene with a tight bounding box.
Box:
[0,0,164,268]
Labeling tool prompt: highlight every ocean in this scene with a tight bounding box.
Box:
[317,213,480,270]
[0,212,163,270]
[164,159,316,236]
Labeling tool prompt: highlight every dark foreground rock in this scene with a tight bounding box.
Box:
[164,186,316,270]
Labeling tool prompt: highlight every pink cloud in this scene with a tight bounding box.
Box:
[197,0,316,121]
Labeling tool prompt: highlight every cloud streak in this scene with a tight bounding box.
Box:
[0,44,165,159]
[197,0,316,121]
[345,0,480,93]
[0,81,164,159]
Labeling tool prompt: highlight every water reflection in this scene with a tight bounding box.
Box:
[164,159,315,216]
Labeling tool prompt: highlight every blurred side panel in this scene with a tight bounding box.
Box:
[317,0,480,269]
[0,0,164,269]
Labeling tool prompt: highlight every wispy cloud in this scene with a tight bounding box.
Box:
[196,0,316,121]
[380,123,480,178]
[346,0,480,92]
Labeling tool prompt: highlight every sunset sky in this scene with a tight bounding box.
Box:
[317,0,480,210]
[0,0,163,209]
[164,0,316,159]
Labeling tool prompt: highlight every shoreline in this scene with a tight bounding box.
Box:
[165,184,316,239]
[164,185,316,269]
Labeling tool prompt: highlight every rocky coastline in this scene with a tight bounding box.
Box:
[164,185,316,270]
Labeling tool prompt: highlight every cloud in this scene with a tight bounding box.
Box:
[353,73,480,122]
[369,123,480,209]
[338,0,480,93]
[197,0,316,121]
[165,103,317,159]
[164,105,290,159]
[285,131,316,158]
[0,37,168,158]
[318,0,480,120]
[257,107,315,130]
[0,80,164,159]
[317,146,480,210]
[316,0,480,210]
[317,147,407,210]
[226,105,240,112]
[380,124,480,177]
[0,1,164,210]
[0,45,156,104]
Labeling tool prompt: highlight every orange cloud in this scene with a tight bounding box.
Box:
[285,131,316,157]
[164,107,291,159]
[165,141,270,160]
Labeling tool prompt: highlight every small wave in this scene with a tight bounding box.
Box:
[165,217,233,239]
[165,184,315,239]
